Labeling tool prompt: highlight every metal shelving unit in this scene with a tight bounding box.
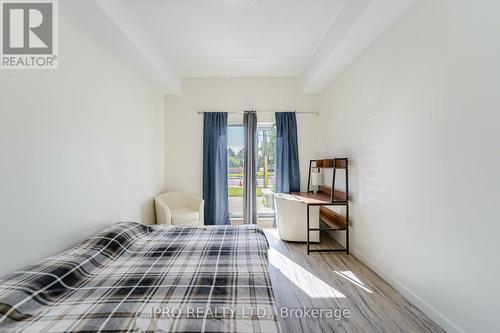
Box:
[292,158,349,254]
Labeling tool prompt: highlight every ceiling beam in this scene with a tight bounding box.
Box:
[63,0,181,95]
[300,0,413,94]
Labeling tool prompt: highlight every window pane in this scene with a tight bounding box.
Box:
[257,124,276,217]
[227,124,276,220]
[228,125,244,218]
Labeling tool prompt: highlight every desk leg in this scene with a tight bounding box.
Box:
[346,204,349,254]
[306,205,310,255]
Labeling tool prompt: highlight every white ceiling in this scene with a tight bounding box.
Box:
[124,0,346,77]
[64,0,413,94]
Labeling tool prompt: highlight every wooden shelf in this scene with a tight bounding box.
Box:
[312,158,348,169]
[292,191,332,205]
[320,207,347,230]
[319,185,348,202]
[314,159,333,168]
[292,190,347,205]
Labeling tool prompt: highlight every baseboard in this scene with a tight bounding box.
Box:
[350,246,466,333]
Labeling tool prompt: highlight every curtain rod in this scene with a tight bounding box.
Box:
[197,110,319,116]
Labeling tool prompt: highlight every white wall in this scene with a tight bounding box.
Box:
[318,1,500,332]
[0,7,164,276]
[164,78,319,196]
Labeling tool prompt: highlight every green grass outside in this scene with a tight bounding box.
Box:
[228,186,264,197]
[228,172,266,178]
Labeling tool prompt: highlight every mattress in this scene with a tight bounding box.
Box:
[0,222,281,332]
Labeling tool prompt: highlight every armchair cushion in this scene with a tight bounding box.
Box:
[171,208,199,225]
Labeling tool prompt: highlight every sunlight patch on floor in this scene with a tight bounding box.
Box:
[268,248,345,298]
[334,270,373,293]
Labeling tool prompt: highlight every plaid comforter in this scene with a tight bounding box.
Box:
[0,222,281,333]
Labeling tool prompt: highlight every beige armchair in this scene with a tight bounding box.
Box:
[274,193,319,242]
[155,192,204,226]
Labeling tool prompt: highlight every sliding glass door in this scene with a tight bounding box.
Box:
[227,124,276,220]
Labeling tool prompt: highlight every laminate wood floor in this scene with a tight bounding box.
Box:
[264,229,445,333]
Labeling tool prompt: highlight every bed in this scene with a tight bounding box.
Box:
[0,222,281,333]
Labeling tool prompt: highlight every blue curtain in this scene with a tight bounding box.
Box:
[203,112,230,225]
[275,112,300,193]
